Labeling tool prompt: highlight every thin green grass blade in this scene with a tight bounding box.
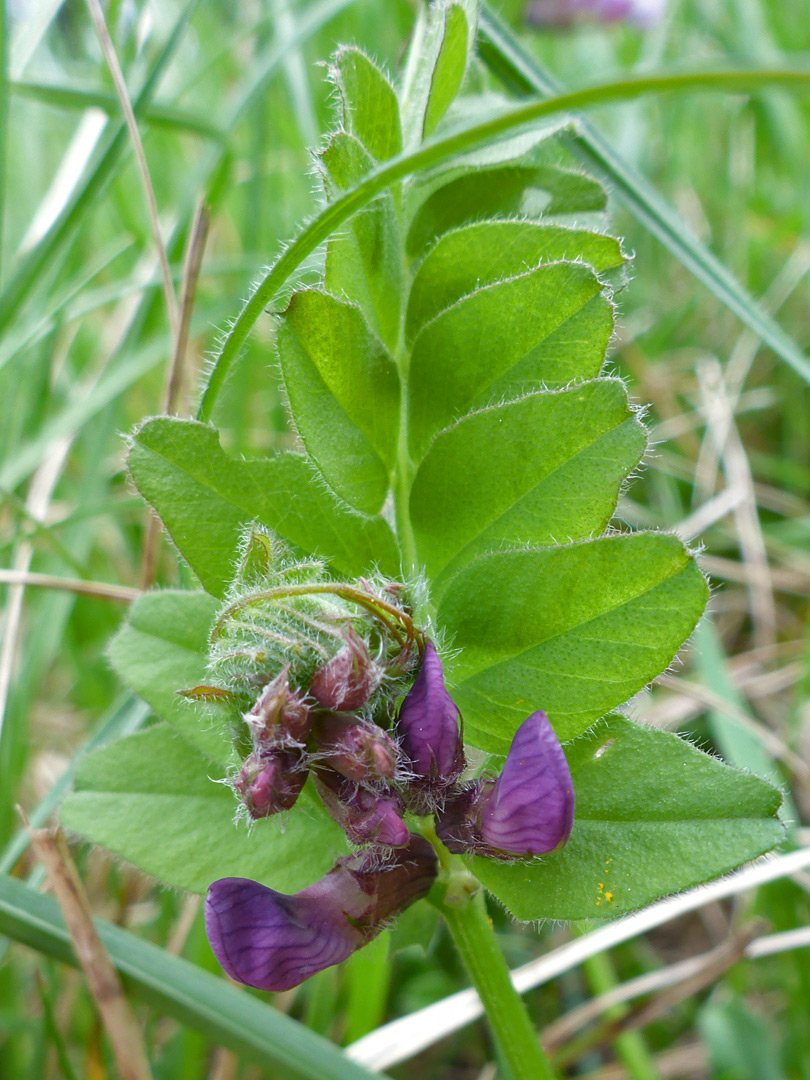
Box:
[0,0,8,284]
[10,80,223,141]
[0,874,390,1080]
[0,0,199,334]
[476,4,810,385]
[198,64,810,421]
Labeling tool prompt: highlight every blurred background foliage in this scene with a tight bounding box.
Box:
[1,0,809,1077]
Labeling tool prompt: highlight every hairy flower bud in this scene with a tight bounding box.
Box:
[437,711,574,858]
[234,748,308,819]
[313,768,409,848]
[396,642,464,804]
[309,624,383,711]
[245,665,312,746]
[205,836,437,992]
[314,713,399,783]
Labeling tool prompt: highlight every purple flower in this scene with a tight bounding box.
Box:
[528,0,666,27]
[234,748,308,819]
[313,768,409,848]
[396,643,465,803]
[309,624,383,711]
[437,711,574,858]
[245,665,313,746]
[314,713,399,783]
[205,836,437,991]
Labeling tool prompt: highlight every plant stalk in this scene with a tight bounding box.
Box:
[437,882,557,1080]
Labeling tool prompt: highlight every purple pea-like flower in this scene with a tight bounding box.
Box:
[205,835,437,992]
[245,665,313,746]
[313,768,409,847]
[314,712,399,783]
[396,643,465,803]
[528,0,665,26]
[437,711,574,859]
[309,624,383,711]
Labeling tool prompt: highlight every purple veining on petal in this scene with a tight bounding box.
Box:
[205,836,437,992]
[396,642,464,791]
[479,711,574,856]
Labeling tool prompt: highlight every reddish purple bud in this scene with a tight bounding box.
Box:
[437,711,574,859]
[246,666,312,745]
[235,749,308,819]
[396,642,464,797]
[313,769,409,848]
[205,836,437,991]
[315,713,399,783]
[309,624,382,711]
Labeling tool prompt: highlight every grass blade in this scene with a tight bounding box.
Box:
[476,4,810,385]
[0,874,390,1080]
[0,0,199,334]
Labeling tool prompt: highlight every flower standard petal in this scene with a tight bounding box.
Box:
[479,710,575,856]
[396,641,464,795]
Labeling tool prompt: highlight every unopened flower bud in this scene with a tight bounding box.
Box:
[309,624,382,711]
[246,665,312,746]
[313,768,409,848]
[235,748,308,819]
[437,711,574,859]
[205,835,437,991]
[396,642,464,805]
[315,713,399,783]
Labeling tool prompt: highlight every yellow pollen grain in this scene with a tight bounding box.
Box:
[604,891,614,903]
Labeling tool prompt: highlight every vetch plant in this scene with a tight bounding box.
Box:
[58,2,784,1076]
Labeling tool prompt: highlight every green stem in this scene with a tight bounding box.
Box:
[198,63,810,420]
[437,883,557,1080]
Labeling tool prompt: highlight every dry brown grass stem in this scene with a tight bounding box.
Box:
[25,819,153,1080]
[0,569,139,603]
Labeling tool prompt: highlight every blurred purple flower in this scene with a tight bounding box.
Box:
[528,0,666,27]
[313,768,409,847]
[205,835,437,991]
[396,642,465,804]
[437,711,574,858]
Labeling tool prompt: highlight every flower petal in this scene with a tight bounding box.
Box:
[205,876,362,992]
[396,642,464,787]
[479,711,575,856]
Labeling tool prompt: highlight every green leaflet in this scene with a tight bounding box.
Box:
[438,533,709,751]
[408,261,613,459]
[107,589,229,761]
[410,380,646,591]
[332,47,402,162]
[406,162,607,257]
[60,725,347,895]
[423,4,472,137]
[406,219,625,341]
[322,133,403,349]
[471,716,783,919]
[128,417,399,598]
[276,289,400,515]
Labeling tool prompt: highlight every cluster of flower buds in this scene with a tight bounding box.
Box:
[196,532,575,992]
[528,0,666,27]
